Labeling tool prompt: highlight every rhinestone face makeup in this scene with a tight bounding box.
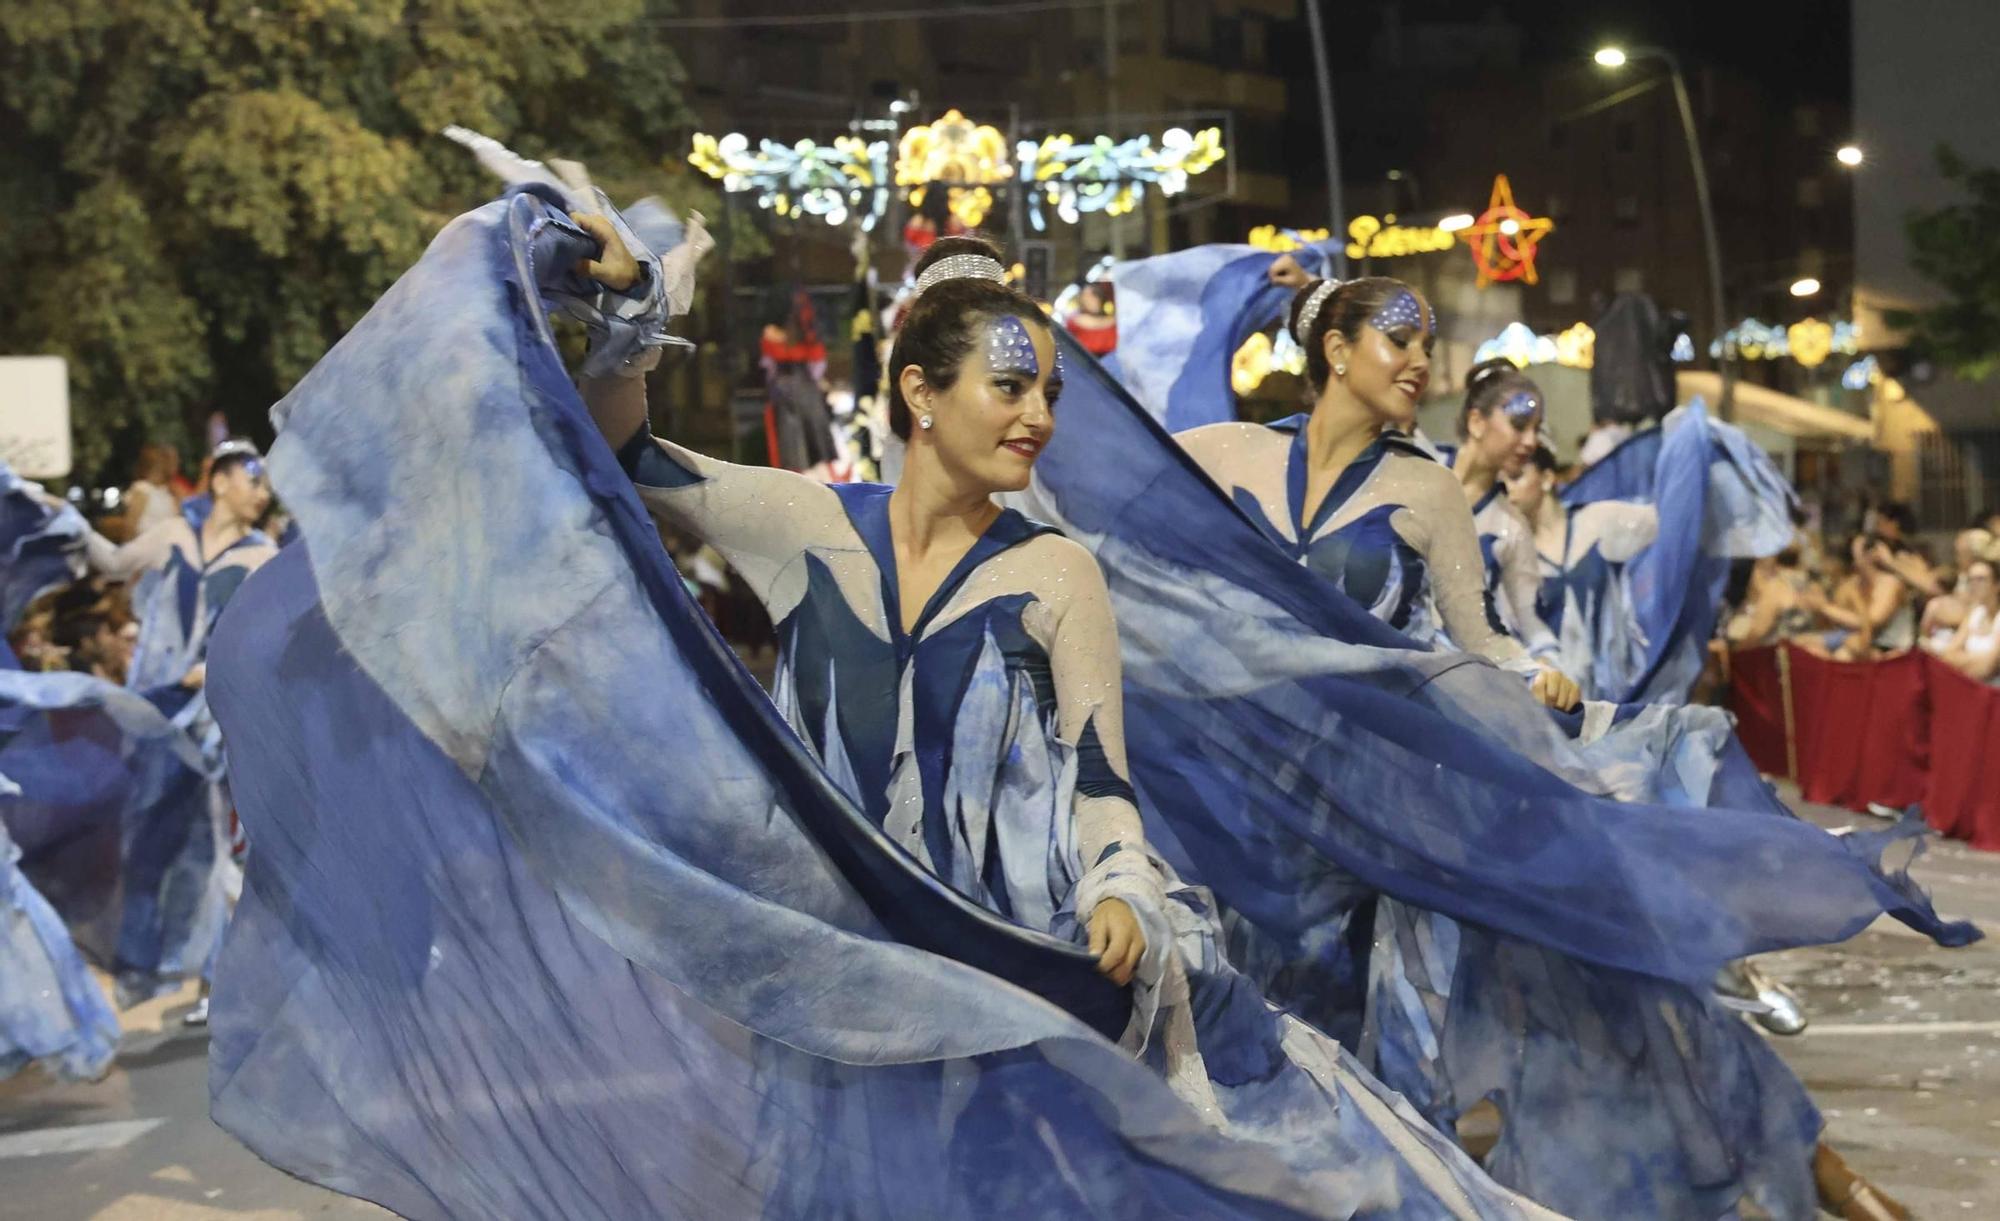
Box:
[1499,390,1542,426]
[986,315,1040,379]
[1368,288,1431,336]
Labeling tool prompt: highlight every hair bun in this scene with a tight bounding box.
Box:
[911,233,1006,278]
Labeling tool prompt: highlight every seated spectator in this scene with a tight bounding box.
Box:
[1918,527,1994,644]
[1927,557,2000,683]
[1725,549,1816,647]
[1800,534,1918,659]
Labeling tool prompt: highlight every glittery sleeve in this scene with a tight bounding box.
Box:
[1484,498,1561,659]
[1399,460,1533,671]
[1041,539,1169,946]
[611,423,853,618]
[81,517,181,583]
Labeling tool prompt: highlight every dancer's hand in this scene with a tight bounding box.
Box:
[570,212,639,291]
[180,663,206,690]
[1530,666,1581,711]
[1268,253,1310,288]
[1088,898,1146,987]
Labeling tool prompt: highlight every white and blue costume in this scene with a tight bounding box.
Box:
[0,472,120,1080]
[1534,409,1797,704]
[199,186,1563,1221]
[1017,328,1978,1221]
[0,464,272,1009]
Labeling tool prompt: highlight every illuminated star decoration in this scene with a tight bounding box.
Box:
[1457,174,1554,288]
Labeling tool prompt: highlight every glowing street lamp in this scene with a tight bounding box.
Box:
[1836,144,1864,168]
[1790,277,1822,297]
[1593,46,1628,68]
[1438,213,1475,233]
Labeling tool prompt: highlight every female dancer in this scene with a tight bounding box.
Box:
[1169,278,1578,710]
[200,189,1556,1218]
[27,445,273,1014]
[1447,359,1559,660]
[1019,272,1959,1220]
[1507,403,1795,703]
[0,475,119,1081]
[1507,442,1657,636]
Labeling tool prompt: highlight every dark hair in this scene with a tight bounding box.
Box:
[1285,276,1418,394]
[1878,501,1917,536]
[1967,557,1999,585]
[1527,443,1559,473]
[208,450,260,492]
[887,235,1050,441]
[52,612,108,653]
[1459,357,1541,440]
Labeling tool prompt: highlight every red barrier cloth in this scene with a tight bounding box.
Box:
[1922,655,2000,850]
[1727,646,2000,851]
[1787,647,1930,810]
[1725,646,1789,777]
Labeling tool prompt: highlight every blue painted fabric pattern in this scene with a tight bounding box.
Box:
[203,187,1566,1220]
[1542,407,1796,704]
[1017,327,1978,1216]
[0,461,87,633]
[0,776,119,1082]
[1111,241,1337,430]
[0,664,217,1008]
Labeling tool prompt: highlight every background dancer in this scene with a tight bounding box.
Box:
[1016,272,1972,1221]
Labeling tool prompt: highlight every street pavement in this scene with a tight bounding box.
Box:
[2,787,1996,1220]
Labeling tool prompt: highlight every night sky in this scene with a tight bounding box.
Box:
[1342,1,1853,103]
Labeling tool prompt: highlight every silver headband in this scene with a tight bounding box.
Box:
[1293,279,1341,345]
[914,253,1007,297]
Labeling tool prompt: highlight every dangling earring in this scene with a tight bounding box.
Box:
[918,413,934,430]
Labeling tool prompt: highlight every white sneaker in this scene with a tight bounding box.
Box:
[183,997,209,1027]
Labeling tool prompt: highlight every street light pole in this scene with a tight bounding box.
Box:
[1599,45,1733,421]
[1303,0,1347,277]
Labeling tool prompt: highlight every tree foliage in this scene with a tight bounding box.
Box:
[0,1,736,477]
[1888,146,2000,383]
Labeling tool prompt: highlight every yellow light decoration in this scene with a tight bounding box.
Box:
[1786,317,1834,369]
[1232,332,1274,396]
[1346,215,1456,260]
[1247,225,1332,253]
[688,132,727,179]
[896,109,1013,188]
[1554,322,1595,369]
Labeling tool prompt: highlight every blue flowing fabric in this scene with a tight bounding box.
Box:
[0,665,217,1005]
[0,482,119,1080]
[1561,425,1662,507]
[0,461,86,633]
[0,787,119,1082]
[1021,327,1972,978]
[1112,241,1336,429]
[204,187,1553,1221]
[1549,410,1796,704]
[0,466,245,1006]
[1018,334,1975,1216]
